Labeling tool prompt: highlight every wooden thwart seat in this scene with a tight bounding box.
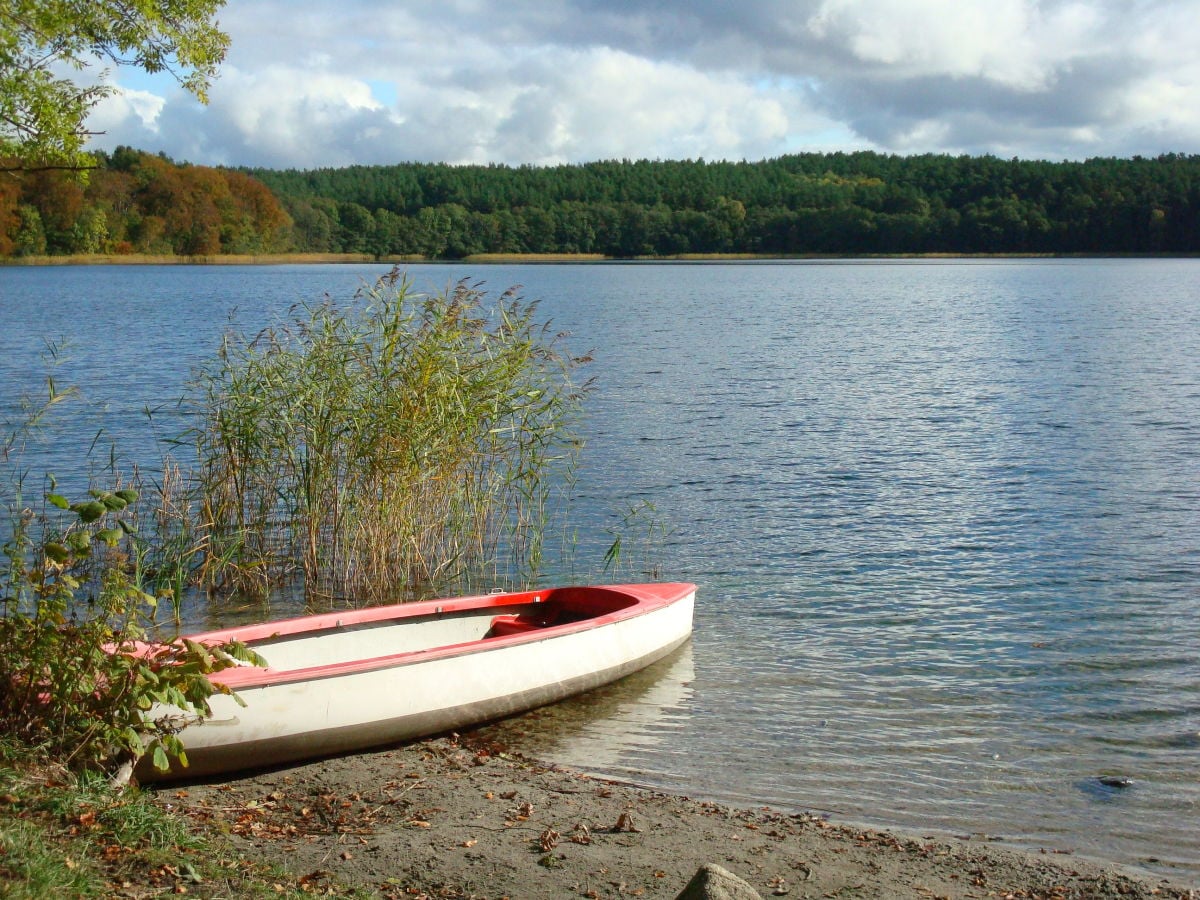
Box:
[489,609,559,637]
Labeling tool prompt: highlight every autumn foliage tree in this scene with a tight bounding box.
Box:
[0,174,21,255]
[0,148,292,255]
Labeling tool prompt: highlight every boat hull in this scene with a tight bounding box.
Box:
[141,582,694,781]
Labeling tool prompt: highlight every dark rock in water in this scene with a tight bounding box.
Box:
[1097,775,1134,788]
[675,863,764,900]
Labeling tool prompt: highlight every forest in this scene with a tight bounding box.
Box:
[3,148,1200,258]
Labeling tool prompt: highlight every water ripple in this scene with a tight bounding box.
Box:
[3,259,1199,881]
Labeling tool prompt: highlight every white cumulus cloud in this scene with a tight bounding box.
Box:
[82,0,1200,167]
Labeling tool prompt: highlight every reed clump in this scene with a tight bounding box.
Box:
[189,268,588,604]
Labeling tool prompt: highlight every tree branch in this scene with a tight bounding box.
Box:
[0,162,100,172]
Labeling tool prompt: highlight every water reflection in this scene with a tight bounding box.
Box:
[472,641,696,781]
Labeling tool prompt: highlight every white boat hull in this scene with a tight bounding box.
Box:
[141,583,695,780]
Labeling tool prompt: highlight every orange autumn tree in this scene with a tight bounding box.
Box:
[0,148,294,256]
[0,173,19,255]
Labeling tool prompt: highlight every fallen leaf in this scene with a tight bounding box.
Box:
[613,813,640,833]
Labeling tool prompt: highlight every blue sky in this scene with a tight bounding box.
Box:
[85,0,1200,169]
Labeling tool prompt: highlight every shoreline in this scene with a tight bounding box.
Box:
[4,250,1199,267]
[170,733,1198,899]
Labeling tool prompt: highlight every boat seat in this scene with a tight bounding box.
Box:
[489,609,559,637]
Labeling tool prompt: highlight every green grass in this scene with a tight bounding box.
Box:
[0,816,99,899]
[0,745,369,898]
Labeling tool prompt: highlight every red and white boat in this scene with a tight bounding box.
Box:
[141,582,695,781]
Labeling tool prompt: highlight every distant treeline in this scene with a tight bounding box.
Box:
[5,148,1200,258]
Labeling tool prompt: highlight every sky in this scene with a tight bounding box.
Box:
[85,0,1200,170]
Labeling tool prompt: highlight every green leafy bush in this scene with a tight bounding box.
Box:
[0,479,262,779]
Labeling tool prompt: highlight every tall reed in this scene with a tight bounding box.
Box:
[188,268,587,604]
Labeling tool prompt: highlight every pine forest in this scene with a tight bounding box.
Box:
[4,148,1200,259]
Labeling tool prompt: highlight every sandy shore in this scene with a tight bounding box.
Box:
[165,733,1196,899]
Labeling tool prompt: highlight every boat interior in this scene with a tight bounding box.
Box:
[239,586,640,674]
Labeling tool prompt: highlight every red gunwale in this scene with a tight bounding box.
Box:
[191,582,694,690]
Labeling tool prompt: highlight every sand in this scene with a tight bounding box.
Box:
[166,733,1197,899]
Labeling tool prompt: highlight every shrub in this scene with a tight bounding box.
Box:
[0,480,263,779]
[1,379,260,780]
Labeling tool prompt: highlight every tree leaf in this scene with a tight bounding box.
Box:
[151,744,169,772]
[71,500,106,523]
[95,527,123,546]
[121,726,144,754]
[44,542,70,563]
[66,531,92,553]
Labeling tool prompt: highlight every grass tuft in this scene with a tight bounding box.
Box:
[0,751,355,898]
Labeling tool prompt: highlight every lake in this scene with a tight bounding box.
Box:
[2,259,1197,880]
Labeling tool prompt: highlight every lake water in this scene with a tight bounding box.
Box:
[2,259,1198,881]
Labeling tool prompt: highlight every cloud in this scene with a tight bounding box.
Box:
[84,0,1200,168]
[489,48,798,163]
[805,0,1091,90]
[91,88,165,131]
